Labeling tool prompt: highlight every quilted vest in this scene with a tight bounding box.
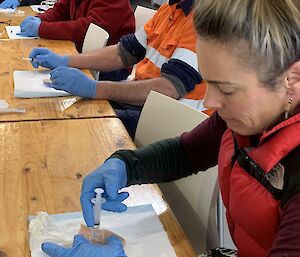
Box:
[218,113,300,257]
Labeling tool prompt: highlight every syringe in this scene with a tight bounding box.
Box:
[91,188,104,227]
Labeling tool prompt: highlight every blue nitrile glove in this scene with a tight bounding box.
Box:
[29,48,69,69]
[42,234,127,257]
[49,66,97,98]
[18,16,41,37]
[81,158,128,227]
[0,0,20,8]
[19,16,36,29]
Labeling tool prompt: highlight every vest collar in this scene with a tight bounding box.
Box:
[261,112,300,143]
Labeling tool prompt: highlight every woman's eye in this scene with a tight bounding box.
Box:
[220,90,235,95]
[206,82,237,95]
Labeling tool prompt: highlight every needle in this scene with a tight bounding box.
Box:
[22,57,34,61]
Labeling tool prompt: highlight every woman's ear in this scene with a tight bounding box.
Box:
[287,61,300,88]
[287,61,300,113]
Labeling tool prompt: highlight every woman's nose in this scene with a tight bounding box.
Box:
[203,85,223,109]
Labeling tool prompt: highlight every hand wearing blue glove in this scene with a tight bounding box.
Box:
[18,16,41,37]
[48,66,97,98]
[19,16,35,28]
[42,234,127,257]
[49,66,97,98]
[0,0,20,8]
[29,48,69,69]
[81,158,128,227]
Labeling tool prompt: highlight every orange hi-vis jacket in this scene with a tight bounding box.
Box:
[134,2,213,115]
[135,3,197,81]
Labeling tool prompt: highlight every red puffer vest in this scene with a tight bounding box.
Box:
[218,113,300,257]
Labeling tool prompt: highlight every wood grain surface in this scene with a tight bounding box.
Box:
[0,118,196,257]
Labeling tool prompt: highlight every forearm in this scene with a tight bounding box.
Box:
[111,137,194,185]
[94,77,179,106]
[68,45,125,72]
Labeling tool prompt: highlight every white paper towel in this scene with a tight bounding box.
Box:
[13,70,70,98]
[29,205,177,257]
[6,26,39,39]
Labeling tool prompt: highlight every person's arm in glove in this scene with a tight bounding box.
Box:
[49,66,97,98]
[42,234,126,257]
[81,158,128,227]
[29,48,69,69]
[0,0,20,8]
[18,16,41,37]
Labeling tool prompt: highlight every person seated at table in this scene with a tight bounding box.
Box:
[17,0,135,54]
[29,0,205,138]
[40,0,300,256]
[0,0,42,9]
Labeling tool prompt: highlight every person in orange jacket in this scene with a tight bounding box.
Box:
[29,0,207,138]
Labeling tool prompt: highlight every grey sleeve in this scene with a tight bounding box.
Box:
[161,72,187,98]
[117,42,139,68]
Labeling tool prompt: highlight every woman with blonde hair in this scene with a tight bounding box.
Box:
[41,0,300,257]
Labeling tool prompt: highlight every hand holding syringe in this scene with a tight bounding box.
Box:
[78,158,128,245]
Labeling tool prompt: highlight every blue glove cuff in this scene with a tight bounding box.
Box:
[62,56,69,67]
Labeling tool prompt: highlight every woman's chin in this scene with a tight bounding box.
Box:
[226,120,253,136]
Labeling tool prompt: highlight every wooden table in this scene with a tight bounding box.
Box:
[0,6,36,27]
[0,7,115,122]
[0,118,197,257]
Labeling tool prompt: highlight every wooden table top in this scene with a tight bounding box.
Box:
[0,7,115,122]
[0,6,36,27]
[0,118,197,257]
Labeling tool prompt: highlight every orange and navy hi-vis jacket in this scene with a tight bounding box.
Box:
[135,2,197,81]
[218,113,300,257]
[121,0,214,114]
[135,1,213,115]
